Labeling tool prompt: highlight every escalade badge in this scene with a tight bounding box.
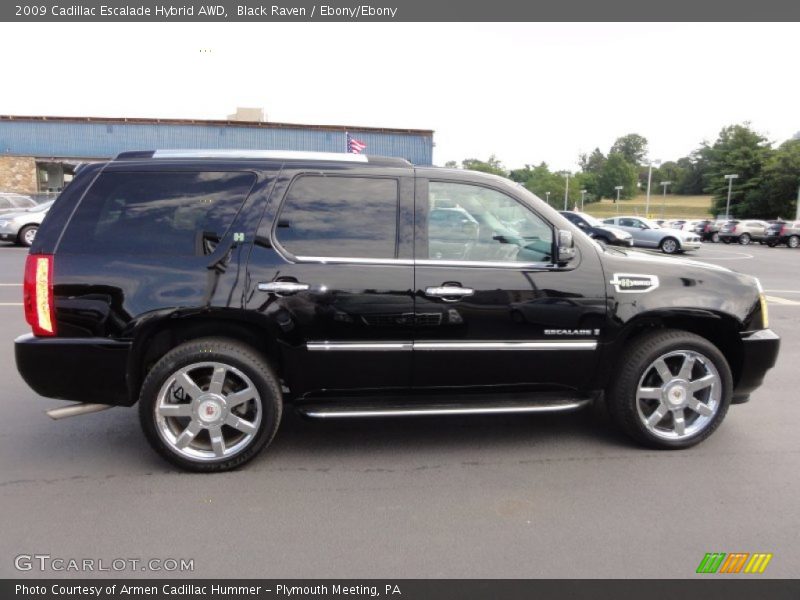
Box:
[609,273,660,293]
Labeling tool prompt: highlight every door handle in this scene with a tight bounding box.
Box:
[258,281,310,294]
[425,285,474,301]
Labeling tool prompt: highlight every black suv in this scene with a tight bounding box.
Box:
[16,151,780,471]
[559,211,634,247]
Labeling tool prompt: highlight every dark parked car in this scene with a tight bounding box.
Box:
[559,210,633,247]
[692,219,719,242]
[15,150,780,471]
[764,221,800,248]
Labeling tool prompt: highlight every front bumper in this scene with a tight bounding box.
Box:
[733,329,780,403]
[681,240,702,251]
[15,334,132,406]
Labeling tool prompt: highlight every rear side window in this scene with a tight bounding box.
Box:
[58,171,255,255]
[275,175,398,259]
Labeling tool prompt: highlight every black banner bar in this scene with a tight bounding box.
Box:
[3,0,800,22]
[4,580,800,600]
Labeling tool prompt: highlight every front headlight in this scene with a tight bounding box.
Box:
[755,278,769,329]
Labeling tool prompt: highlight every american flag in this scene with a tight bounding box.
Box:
[347,132,366,154]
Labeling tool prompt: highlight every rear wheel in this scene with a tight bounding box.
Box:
[139,338,282,472]
[659,237,679,254]
[608,330,732,449]
[18,225,37,247]
[739,233,751,245]
[788,235,800,249]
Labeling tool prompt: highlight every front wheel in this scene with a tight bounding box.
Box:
[607,330,732,449]
[138,338,282,472]
[660,237,679,254]
[788,235,800,249]
[739,233,751,245]
[710,232,720,243]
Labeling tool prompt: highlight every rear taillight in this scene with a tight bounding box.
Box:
[23,254,56,336]
[704,224,711,232]
[780,225,787,235]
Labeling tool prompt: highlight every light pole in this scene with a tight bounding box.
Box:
[660,181,672,219]
[615,185,623,214]
[545,191,551,207]
[645,159,661,217]
[580,189,587,211]
[796,184,800,222]
[724,174,739,219]
[563,172,570,211]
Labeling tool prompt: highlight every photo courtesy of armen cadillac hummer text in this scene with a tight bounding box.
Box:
[15,150,780,472]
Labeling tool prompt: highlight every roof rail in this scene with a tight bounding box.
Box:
[113,149,412,166]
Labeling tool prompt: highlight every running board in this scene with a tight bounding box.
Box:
[296,395,592,419]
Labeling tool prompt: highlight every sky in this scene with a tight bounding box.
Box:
[1,22,798,170]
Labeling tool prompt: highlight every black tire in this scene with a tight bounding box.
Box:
[607,329,732,450]
[659,237,679,254]
[17,225,38,247]
[738,233,751,245]
[788,235,800,249]
[710,232,720,243]
[138,338,282,472]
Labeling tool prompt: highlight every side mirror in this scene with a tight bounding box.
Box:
[557,229,576,264]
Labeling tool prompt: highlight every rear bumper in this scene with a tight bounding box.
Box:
[681,241,702,251]
[15,334,132,406]
[732,329,780,403]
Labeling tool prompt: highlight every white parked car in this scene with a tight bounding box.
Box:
[602,216,702,254]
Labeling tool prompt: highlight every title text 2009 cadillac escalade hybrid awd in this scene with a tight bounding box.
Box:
[15,150,780,471]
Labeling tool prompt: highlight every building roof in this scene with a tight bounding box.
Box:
[0,114,434,136]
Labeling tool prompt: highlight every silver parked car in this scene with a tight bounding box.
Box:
[602,215,702,254]
[0,200,54,247]
[0,192,38,213]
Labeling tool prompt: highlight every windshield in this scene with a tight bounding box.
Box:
[29,201,54,212]
[579,212,604,227]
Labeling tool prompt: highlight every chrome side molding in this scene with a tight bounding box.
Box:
[306,340,597,351]
[299,398,591,419]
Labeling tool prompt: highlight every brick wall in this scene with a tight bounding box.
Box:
[0,155,37,194]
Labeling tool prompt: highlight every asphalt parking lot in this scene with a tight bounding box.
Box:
[0,241,798,579]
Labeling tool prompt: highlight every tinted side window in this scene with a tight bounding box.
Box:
[427,182,552,263]
[276,176,399,259]
[58,171,255,255]
[0,198,12,209]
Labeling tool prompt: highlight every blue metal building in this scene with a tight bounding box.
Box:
[0,115,434,193]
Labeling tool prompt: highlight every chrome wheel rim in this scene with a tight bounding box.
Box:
[23,228,36,245]
[154,361,262,461]
[789,237,799,248]
[662,239,677,253]
[739,235,750,245]
[635,350,721,440]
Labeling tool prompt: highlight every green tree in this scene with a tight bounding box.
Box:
[461,155,507,177]
[704,124,772,216]
[672,151,709,195]
[742,139,800,218]
[443,160,458,169]
[578,147,606,175]
[598,153,638,200]
[610,134,649,165]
